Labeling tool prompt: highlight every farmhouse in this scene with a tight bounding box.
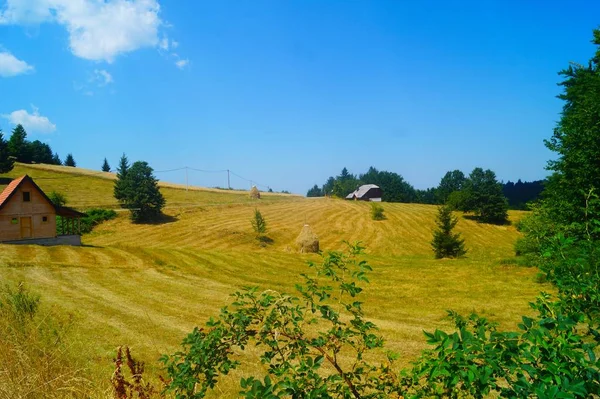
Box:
[0,175,85,245]
[345,184,383,202]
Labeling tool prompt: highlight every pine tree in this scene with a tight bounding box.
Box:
[8,124,31,163]
[431,205,467,259]
[52,152,62,165]
[102,157,111,172]
[116,161,165,222]
[0,130,14,173]
[64,153,76,167]
[114,153,130,202]
[251,209,267,237]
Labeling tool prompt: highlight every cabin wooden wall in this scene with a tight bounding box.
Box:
[0,180,56,242]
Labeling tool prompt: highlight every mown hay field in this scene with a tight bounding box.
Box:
[0,164,546,397]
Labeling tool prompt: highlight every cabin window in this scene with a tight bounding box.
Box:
[11,218,18,224]
[42,216,48,223]
[23,192,31,202]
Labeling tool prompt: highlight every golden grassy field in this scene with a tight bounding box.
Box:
[0,164,546,397]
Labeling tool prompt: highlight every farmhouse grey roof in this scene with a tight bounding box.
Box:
[347,184,380,199]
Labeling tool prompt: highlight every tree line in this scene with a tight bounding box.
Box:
[308,166,543,224]
[0,124,77,173]
[308,167,543,209]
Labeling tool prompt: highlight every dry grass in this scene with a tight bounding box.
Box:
[0,164,549,397]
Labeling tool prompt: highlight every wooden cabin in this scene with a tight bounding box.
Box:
[345,184,383,202]
[0,175,85,244]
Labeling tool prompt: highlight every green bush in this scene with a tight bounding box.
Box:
[370,203,385,220]
[81,208,117,233]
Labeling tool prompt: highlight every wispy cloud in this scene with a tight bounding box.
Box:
[0,50,34,77]
[2,106,56,133]
[93,69,113,86]
[175,59,189,69]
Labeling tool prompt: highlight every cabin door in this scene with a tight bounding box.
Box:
[20,217,32,239]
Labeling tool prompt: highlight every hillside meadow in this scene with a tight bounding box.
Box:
[0,164,546,397]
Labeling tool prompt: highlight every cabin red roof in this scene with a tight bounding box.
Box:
[0,175,27,210]
[0,175,86,217]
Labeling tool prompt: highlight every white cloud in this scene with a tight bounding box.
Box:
[158,36,169,51]
[0,50,34,77]
[1,106,56,133]
[93,69,113,85]
[175,59,189,69]
[0,0,165,63]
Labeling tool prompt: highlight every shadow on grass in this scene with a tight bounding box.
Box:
[80,244,104,248]
[462,214,512,226]
[257,235,274,246]
[133,214,178,225]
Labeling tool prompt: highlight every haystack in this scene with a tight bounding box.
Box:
[296,224,319,253]
[249,186,261,199]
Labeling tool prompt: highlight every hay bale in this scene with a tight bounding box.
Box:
[296,224,319,253]
[250,186,261,199]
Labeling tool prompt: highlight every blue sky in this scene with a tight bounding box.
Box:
[0,1,599,194]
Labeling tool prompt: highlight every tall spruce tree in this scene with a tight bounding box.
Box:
[431,205,467,259]
[52,152,62,165]
[0,129,14,173]
[102,158,111,172]
[114,153,130,202]
[64,153,76,167]
[116,161,165,222]
[8,124,31,163]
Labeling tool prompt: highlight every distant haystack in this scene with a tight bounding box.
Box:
[296,224,319,253]
[250,186,261,199]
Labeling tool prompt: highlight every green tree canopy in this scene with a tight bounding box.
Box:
[306,184,322,197]
[437,170,466,203]
[0,129,14,174]
[64,153,76,167]
[542,28,600,231]
[52,152,61,165]
[8,124,31,163]
[102,158,111,172]
[359,166,417,203]
[462,167,509,224]
[29,140,54,164]
[115,160,165,223]
[114,153,130,202]
[431,205,467,258]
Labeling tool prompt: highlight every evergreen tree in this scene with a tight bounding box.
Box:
[8,124,31,163]
[251,208,267,236]
[462,167,509,224]
[114,153,130,202]
[64,153,76,167]
[52,152,62,165]
[431,205,467,259]
[306,184,322,197]
[102,157,111,172]
[29,140,54,164]
[0,129,14,173]
[116,161,165,222]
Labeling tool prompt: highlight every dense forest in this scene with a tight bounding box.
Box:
[0,124,75,173]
